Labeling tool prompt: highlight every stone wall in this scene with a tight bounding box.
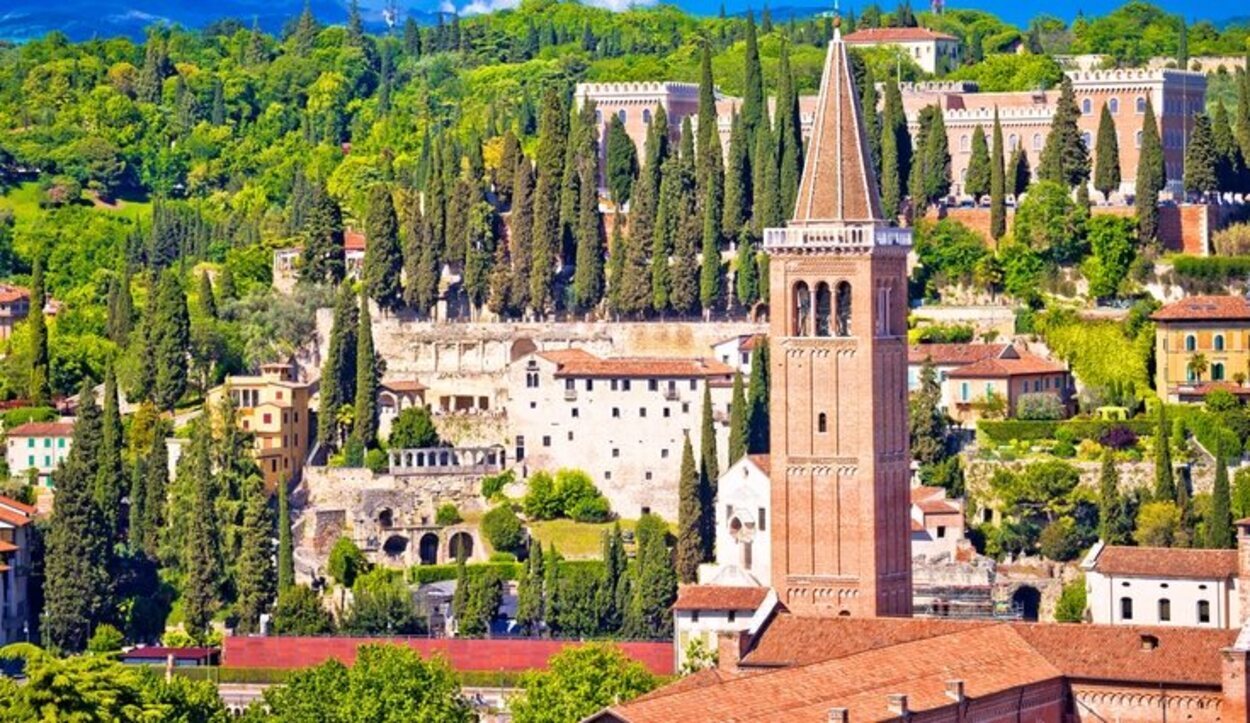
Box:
[965,456,1217,509]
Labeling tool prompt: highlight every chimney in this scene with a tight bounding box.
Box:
[827,708,849,723]
[717,630,749,672]
[886,694,909,716]
[945,680,965,703]
[1237,519,1250,627]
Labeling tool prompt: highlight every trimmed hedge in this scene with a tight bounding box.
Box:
[978,418,1155,445]
[409,561,523,585]
[1172,255,1250,282]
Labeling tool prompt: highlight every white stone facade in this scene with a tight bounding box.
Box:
[1082,541,1243,629]
[4,422,74,487]
[703,455,772,588]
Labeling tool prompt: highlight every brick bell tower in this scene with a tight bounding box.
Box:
[763,17,912,617]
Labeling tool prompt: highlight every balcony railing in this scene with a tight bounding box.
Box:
[662,388,680,401]
[763,224,912,252]
[563,389,578,401]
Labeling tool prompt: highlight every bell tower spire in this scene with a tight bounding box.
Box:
[763,27,913,618]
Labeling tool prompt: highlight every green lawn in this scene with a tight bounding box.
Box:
[0,181,44,218]
[528,518,644,559]
[0,181,152,224]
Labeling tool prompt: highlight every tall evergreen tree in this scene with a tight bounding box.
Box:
[696,41,722,207]
[1184,113,1219,198]
[1177,19,1189,69]
[1211,100,1246,192]
[747,340,770,453]
[277,477,294,593]
[990,109,1007,240]
[1136,98,1166,244]
[1155,403,1176,502]
[922,109,951,205]
[699,383,719,560]
[1208,454,1235,549]
[775,40,804,215]
[27,253,50,406]
[728,372,747,464]
[1093,104,1122,200]
[95,363,126,542]
[1008,146,1032,197]
[1038,76,1090,188]
[181,417,222,643]
[572,151,604,313]
[675,435,702,584]
[196,270,217,320]
[300,183,345,284]
[880,80,911,222]
[741,13,765,141]
[626,515,676,638]
[141,419,169,559]
[151,271,190,412]
[722,113,751,237]
[235,474,276,634]
[597,523,629,631]
[859,66,881,183]
[649,157,676,315]
[605,117,638,206]
[699,193,722,315]
[515,542,544,635]
[292,0,318,56]
[530,89,568,315]
[965,126,991,199]
[1237,61,1250,162]
[734,230,760,308]
[43,383,112,653]
[1097,449,1128,544]
[363,184,404,312]
[317,285,358,449]
[510,156,535,315]
[752,125,782,234]
[106,266,134,346]
[351,292,379,449]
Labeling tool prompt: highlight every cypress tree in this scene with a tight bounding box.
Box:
[210,77,225,126]
[735,229,760,308]
[649,157,675,315]
[699,187,722,314]
[181,417,222,643]
[597,523,628,631]
[675,435,702,584]
[197,270,217,320]
[728,372,747,464]
[277,477,294,593]
[530,88,568,316]
[516,542,544,635]
[696,41,720,205]
[363,184,404,312]
[670,151,702,317]
[990,109,1007,240]
[1211,101,1245,192]
[626,515,676,638]
[496,131,521,207]
[1136,98,1165,244]
[776,40,804,215]
[235,474,276,634]
[487,227,514,318]
[95,363,126,542]
[43,383,112,653]
[1237,61,1250,162]
[747,340,770,453]
[1155,405,1176,500]
[1038,76,1090,188]
[880,80,911,222]
[351,292,379,449]
[923,109,952,205]
[699,383,719,559]
[1009,146,1032,197]
[1184,114,1219,198]
[301,183,346,285]
[152,271,190,412]
[741,13,765,140]
[1177,19,1189,69]
[752,124,782,234]
[1097,449,1128,544]
[607,213,627,315]
[722,113,751,237]
[965,126,991,200]
[218,265,235,301]
[509,157,535,314]
[605,116,638,206]
[293,0,318,56]
[317,285,358,449]
[142,423,169,559]
[1209,454,1235,549]
[572,152,604,313]
[860,65,881,182]
[908,108,933,220]
[27,254,50,406]
[1093,104,1122,200]
[106,267,134,345]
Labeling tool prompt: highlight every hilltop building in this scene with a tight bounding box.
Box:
[206,362,313,491]
[4,421,74,487]
[842,27,961,74]
[0,285,29,342]
[0,495,35,645]
[1152,295,1250,403]
[908,342,1074,424]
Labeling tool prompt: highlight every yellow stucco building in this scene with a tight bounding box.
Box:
[206,362,313,490]
[1152,296,1250,403]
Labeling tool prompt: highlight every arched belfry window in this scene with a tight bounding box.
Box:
[793,282,811,336]
[835,282,852,337]
[817,413,828,433]
[815,283,832,337]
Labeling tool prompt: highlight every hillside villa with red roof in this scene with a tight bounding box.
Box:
[0,284,30,343]
[909,342,1073,424]
[1152,295,1250,403]
[507,348,735,520]
[0,495,36,645]
[842,26,961,74]
[4,420,74,487]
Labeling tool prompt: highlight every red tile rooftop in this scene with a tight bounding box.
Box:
[672,585,769,612]
[843,27,959,43]
[1151,295,1250,322]
[5,422,74,438]
[1090,545,1239,579]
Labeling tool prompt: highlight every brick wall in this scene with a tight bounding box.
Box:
[222,636,674,676]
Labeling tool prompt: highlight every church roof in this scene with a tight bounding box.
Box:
[1088,545,1239,580]
[791,29,884,225]
[672,585,770,612]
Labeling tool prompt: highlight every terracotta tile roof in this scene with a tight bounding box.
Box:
[381,379,427,393]
[344,229,366,251]
[0,540,17,553]
[1091,545,1238,579]
[741,614,991,668]
[673,585,769,612]
[0,495,37,515]
[534,348,598,365]
[740,334,765,352]
[6,422,74,438]
[792,33,884,225]
[945,351,1067,379]
[553,356,734,380]
[916,499,961,515]
[746,454,771,476]
[910,519,925,532]
[1151,295,1250,322]
[1009,623,1237,686]
[0,507,32,527]
[0,285,29,304]
[1171,382,1250,397]
[843,27,959,43]
[908,343,1009,366]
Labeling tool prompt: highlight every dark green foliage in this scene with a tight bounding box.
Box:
[481,504,525,553]
[530,88,568,316]
[859,65,881,183]
[775,40,803,215]
[751,124,782,235]
[1184,114,1219,197]
[1093,104,1121,199]
[880,80,910,222]
[741,12,765,140]
[150,271,190,411]
[344,568,424,635]
[605,116,638,206]
[511,643,657,723]
[909,360,951,466]
[196,270,217,320]
[1008,146,1032,197]
[363,184,404,312]
[965,126,991,199]
[1155,404,1176,501]
[624,514,675,638]
[675,435,701,584]
[1097,450,1130,544]
[317,285,358,449]
[728,372,747,464]
[1211,101,1246,192]
[734,230,760,308]
[106,267,134,346]
[573,151,604,313]
[698,383,719,560]
[722,113,751,237]
[388,406,440,449]
[1038,76,1090,188]
[697,41,725,235]
[43,383,112,653]
[1136,99,1165,243]
[180,417,224,642]
[327,536,369,589]
[747,340,770,454]
[1208,455,1235,549]
[509,158,536,315]
[515,542,544,634]
[301,184,346,285]
[699,182,722,314]
[351,293,379,449]
[277,478,294,594]
[95,364,126,542]
[990,109,1007,240]
[27,255,50,406]
[235,475,275,633]
[456,567,503,637]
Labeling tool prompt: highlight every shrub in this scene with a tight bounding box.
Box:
[913,323,975,344]
[481,504,525,553]
[272,585,336,635]
[480,469,515,500]
[977,418,1153,445]
[436,503,463,526]
[554,468,605,516]
[1213,223,1250,256]
[1016,393,1066,421]
[364,448,388,473]
[489,551,517,562]
[1038,518,1083,562]
[522,471,561,520]
[388,406,441,449]
[343,438,365,468]
[87,624,125,653]
[570,495,612,523]
[0,406,58,431]
[1052,440,1076,458]
[408,561,523,585]
[1098,425,1139,450]
[327,537,369,588]
[1053,576,1087,623]
[1171,256,1250,293]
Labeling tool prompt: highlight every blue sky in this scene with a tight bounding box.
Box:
[695,0,1246,26]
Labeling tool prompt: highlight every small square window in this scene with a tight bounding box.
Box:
[937,526,946,538]
[622,380,631,391]
[690,380,697,390]
[612,408,621,418]
[572,408,579,418]
[604,471,611,480]
[611,380,619,391]
[682,403,690,414]
[568,431,574,441]
[661,449,669,458]
[612,448,620,458]
[727,611,736,623]
[543,436,552,447]
[663,408,671,418]
[263,413,273,424]
[639,408,647,418]
[648,379,658,391]
[530,401,537,409]
[645,471,652,480]
[586,379,594,391]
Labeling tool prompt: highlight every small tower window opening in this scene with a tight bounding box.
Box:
[1109,97,1119,114]
[835,282,852,337]
[643,109,652,125]
[1081,98,1092,115]
[1136,96,1147,114]
[1185,334,1196,352]
[793,282,811,336]
[817,413,828,433]
[814,282,832,337]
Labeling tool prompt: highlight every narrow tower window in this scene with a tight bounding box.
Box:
[815,283,832,337]
[835,282,852,337]
[817,413,828,433]
[793,282,811,336]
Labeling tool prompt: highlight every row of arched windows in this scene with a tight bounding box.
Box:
[1184,333,1227,352]
[593,108,655,125]
[1081,96,1150,116]
[793,281,852,337]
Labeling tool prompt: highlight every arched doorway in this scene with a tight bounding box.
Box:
[1012,585,1042,621]
[378,508,394,529]
[418,533,439,565]
[448,531,474,562]
[382,535,409,558]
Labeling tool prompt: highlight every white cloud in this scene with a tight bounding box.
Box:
[453,0,652,14]
[439,0,457,13]
[459,0,522,15]
[583,0,656,10]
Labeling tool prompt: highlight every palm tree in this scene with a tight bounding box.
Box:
[1188,353,1209,383]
